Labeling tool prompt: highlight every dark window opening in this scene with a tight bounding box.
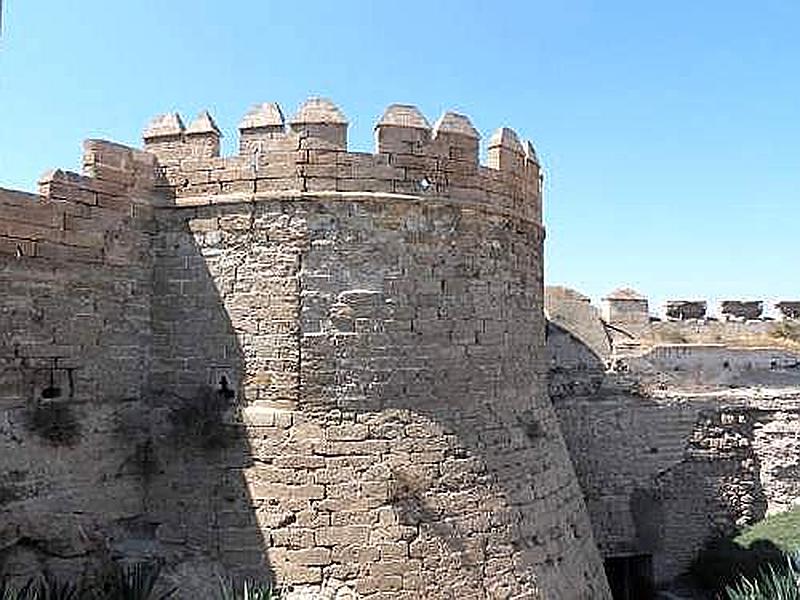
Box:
[218,375,236,401]
[41,361,65,399]
[604,554,654,600]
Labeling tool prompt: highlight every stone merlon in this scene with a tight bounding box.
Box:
[377,104,431,129]
[487,127,525,172]
[239,102,285,131]
[433,111,480,138]
[290,97,349,125]
[289,97,348,150]
[186,110,221,136]
[134,97,543,224]
[142,112,185,141]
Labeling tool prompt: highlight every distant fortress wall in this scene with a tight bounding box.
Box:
[546,286,800,591]
[601,290,800,325]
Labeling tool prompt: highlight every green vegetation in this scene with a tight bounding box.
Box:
[692,508,800,594]
[0,563,278,600]
[218,579,281,600]
[725,556,800,600]
[736,507,800,553]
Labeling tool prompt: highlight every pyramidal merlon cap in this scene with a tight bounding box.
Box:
[186,110,221,136]
[524,140,539,164]
[143,112,185,140]
[433,112,479,138]
[488,127,523,152]
[290,97,348,125]
[377,104,430,130]
[605,288,647,301]
[239,102,285,130]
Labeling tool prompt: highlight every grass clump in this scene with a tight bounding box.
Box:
[725,554,800,599]
[1,574,84,600]
[0,562,175,600]
[218,578,280,600]
[93,561,176,600]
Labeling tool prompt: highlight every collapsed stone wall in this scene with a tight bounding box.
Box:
[0,99,612,599]
[547,290,800,588]
[553,379,800,585]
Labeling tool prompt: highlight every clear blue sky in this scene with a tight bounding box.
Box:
[1,1,798,309]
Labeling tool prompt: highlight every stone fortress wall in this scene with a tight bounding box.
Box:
[0,98,611,599]
[0,145,160,585]
[546,286,800,592]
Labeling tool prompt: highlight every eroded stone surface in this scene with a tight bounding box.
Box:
[548,288,800,589]
[0,102,609,599]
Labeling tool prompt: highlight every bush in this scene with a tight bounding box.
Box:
[736,507,800,553]
[690,537,785,592]
[692,508,800,591]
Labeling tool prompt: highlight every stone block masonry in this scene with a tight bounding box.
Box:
[0,142,159,586]
[548,287,800,593]
[0,97,610,599]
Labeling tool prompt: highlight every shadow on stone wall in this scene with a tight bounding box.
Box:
[145,198,611,598]
[0,220,274,596]
[0,255,160,585]
[134,216,274,596]
[1,200,609,598]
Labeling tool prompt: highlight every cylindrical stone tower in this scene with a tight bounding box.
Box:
[144,99,610,599]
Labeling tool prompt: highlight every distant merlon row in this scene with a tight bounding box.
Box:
[603,288,800,323]
[141,97,539,171]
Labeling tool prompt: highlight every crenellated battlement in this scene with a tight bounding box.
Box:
[142,98,543,224]
[0,97,610,599]
[0,140,159,264]
[599,288,800,323]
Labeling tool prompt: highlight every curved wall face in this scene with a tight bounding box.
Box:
[0,100,610,598]
[154,194,609,598]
